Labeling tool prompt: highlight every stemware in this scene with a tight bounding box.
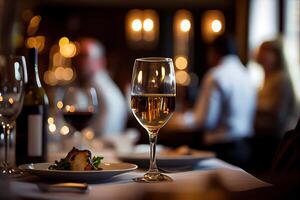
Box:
[62,86,98,148]
[0,55,27,175]
[131,57,176,182]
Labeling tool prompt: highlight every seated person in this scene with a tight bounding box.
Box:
[249,39,296,173]
[166,35,257,165]
[73,38,128,137]
[255,39,295,137]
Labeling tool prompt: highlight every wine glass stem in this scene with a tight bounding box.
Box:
[147,129,159,174]
[2,123,12,166]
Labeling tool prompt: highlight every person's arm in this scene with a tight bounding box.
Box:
[166,73,222,131]
[190,74,222,129]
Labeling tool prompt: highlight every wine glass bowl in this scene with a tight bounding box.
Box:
[0,55,27,175]
[131,57,176,182]
[62,86,98,147]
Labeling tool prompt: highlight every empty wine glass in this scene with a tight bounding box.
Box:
[62,86,98,148]
[131,57,176,182]
[0,55,27,175]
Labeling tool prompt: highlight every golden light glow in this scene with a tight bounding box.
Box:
[44,70,57,86]
[211,19,222,32]
[132,19,142,32]
[30,15,41,27]
[49,123,56,133]
[180,19,191,32]
[63,68,73,81]
[56,101,63,109]
[69,105,76,112]
[27,15,41,35]
[65,105,71,112]
[60,42,77,58]
[161,66,166,80]
[143,18,154,32]
[26,37,36,48]
[176,71,191,86]
[54,66,65,80]
[175,56,188,70]
[0,95,3,102]
[83,129,95,140]
[201,10,225,42]
[8,98,14,104]
[48,117,54,124]
[26,36,45,52]
[137,70,143,83]
[60,125,70,135]
[59,37,69,47]
[155,70,159,76]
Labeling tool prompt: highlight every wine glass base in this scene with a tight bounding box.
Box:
[133,172,173,183]
[0,163,23,177]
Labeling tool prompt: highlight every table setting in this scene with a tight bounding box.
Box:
[0,56,271,200]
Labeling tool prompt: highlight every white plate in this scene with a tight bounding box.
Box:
[19,162,138,182]
[118,151,215,169]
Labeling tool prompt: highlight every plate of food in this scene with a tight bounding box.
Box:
[118,145,215,169]
[19,147,138,182]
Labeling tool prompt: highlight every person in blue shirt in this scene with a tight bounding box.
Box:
[166,35,257,165]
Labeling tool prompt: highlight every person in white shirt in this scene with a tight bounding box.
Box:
[167,35,256,150]
[74,38,128,137]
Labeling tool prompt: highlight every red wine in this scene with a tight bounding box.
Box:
[63,112,94,131]
[16,48,49,166]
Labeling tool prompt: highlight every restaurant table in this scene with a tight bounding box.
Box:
[7,149,271,200]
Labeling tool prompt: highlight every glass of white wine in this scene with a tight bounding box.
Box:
[131,57,176,182]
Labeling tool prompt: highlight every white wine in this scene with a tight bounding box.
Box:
[131,94,175,132]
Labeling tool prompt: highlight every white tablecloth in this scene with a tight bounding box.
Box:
[9,158,271,200]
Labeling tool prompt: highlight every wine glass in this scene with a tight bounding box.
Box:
[131,57,176,182]
[62,86,98,148]
[0,55,27,175]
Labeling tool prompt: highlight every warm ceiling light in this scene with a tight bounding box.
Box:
[60,125,70,135]
[59,37,69,47]
[175,56,188,70]
[180,19,191,32]
[143,18,154,32]
[60,42,77,58]
[132,19,142,32]
[211,19,222,32]
[176,71,191,86]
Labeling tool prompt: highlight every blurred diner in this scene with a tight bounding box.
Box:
[166,35,257,166]
[73,38,128,137]
[249,39,296,174]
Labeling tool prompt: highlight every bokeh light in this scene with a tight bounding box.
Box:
[175,56,188,70]
[132,19,142,32]
[180,19,191,32]
[211,19,222,32]
[56,101,63,109]
[143,18,154,32]
[60,125,70,135]
[176,71,191,86]
[49,123,56,133]
[47,117,54,124]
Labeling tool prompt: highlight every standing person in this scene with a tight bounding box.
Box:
[73,38,128,137]
[167,35,257,165]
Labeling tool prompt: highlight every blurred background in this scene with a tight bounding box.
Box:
[0,0,299,178]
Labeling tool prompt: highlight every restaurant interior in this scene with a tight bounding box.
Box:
[0,0,300,199]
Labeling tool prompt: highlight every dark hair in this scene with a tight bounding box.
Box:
[209,35,237,56]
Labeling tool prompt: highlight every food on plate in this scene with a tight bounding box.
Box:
[49,147,103,170]
[160,145,195,156]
